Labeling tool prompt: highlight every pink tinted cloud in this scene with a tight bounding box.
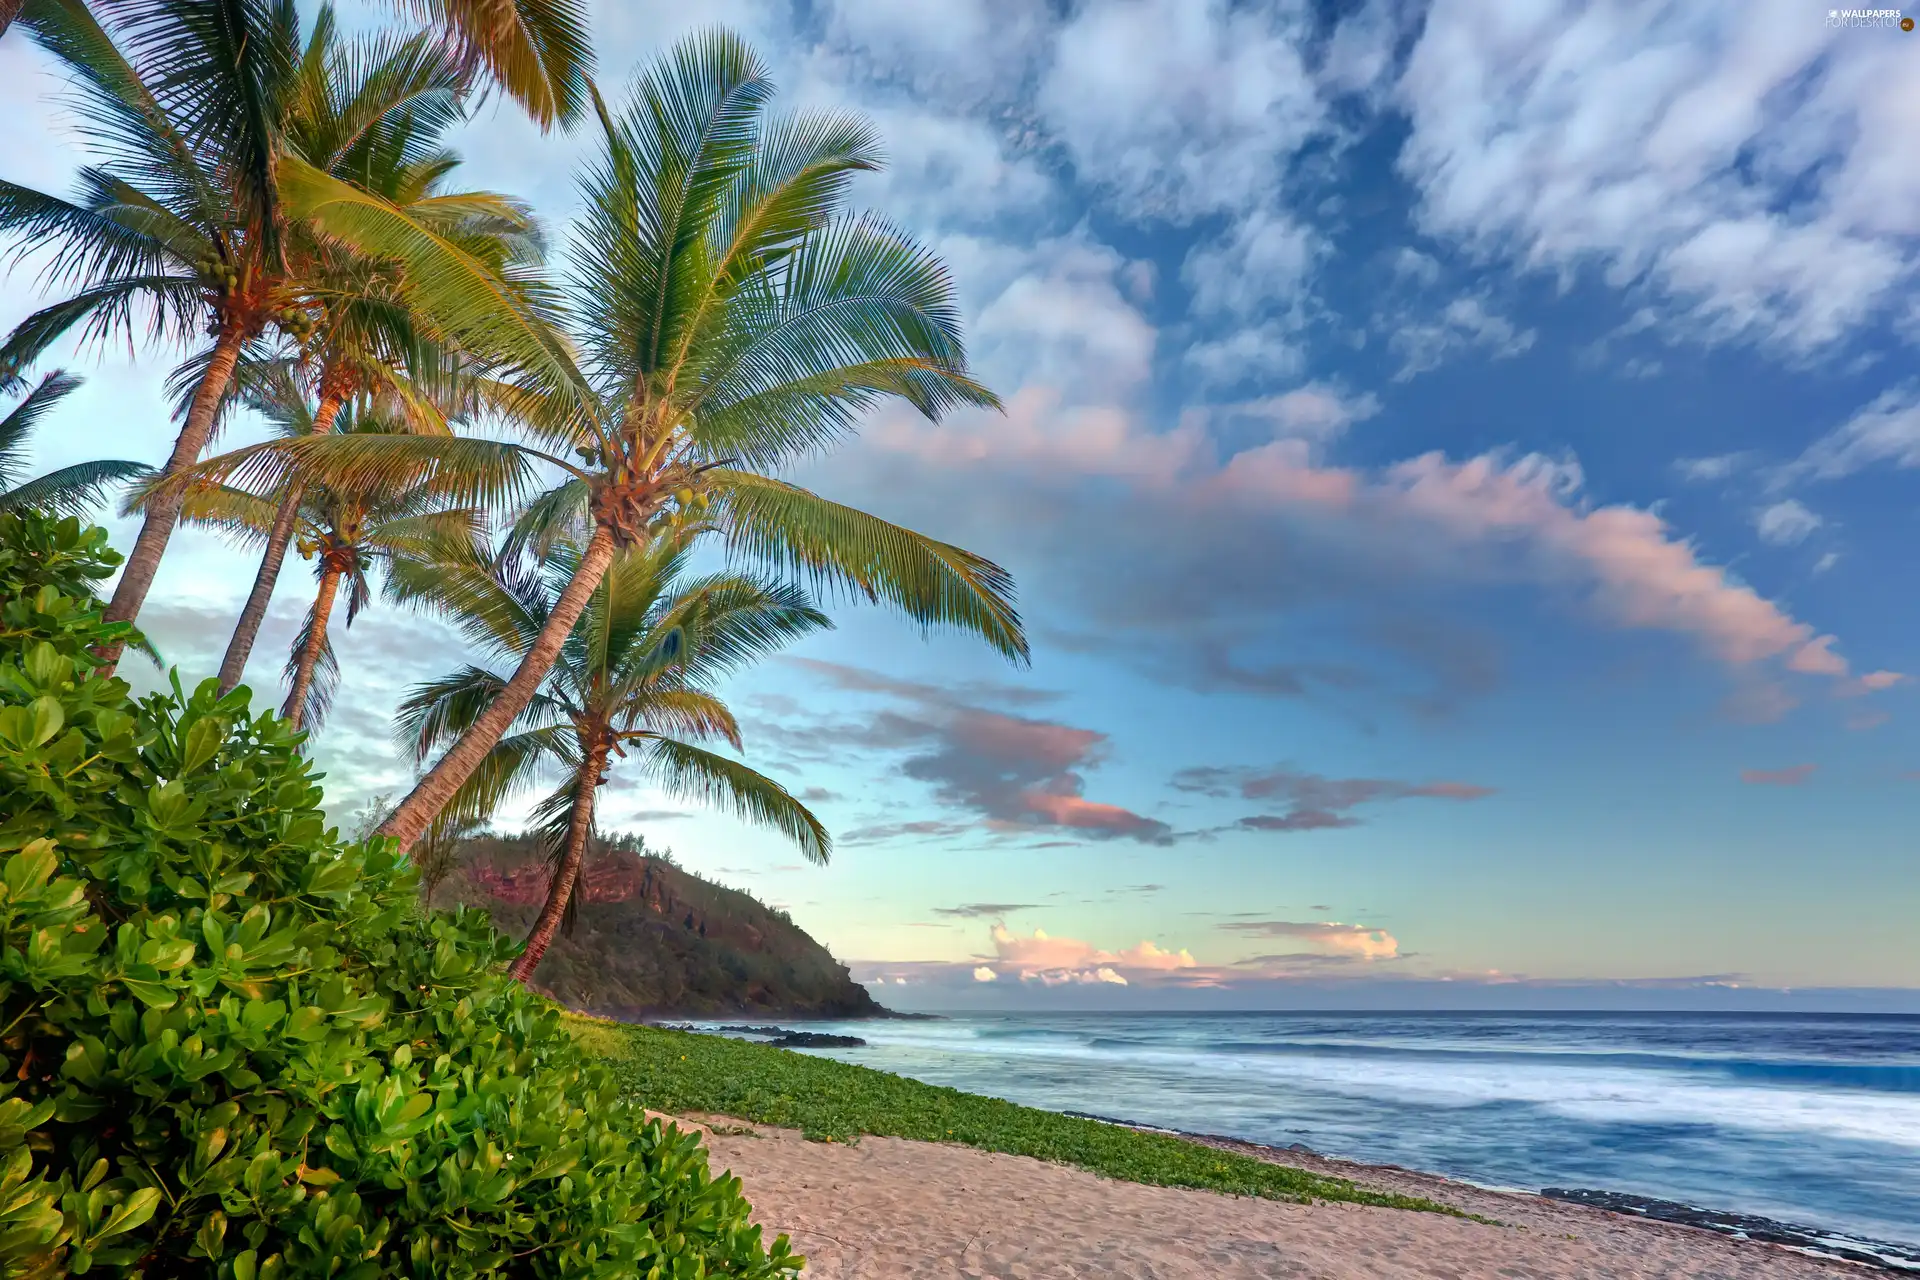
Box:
[1740,764,1817,786]
[1418,781,1497,799]
[865,397,1889,692]
[1839,670,1908,697]
[1383,452,1850,672]
[1219,920,1400,961]
[982,924,1198,985]
[1017,790,1165,838]
[793,660,1172,844]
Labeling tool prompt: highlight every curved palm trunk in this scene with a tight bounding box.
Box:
[0,0,21,41]
[284,563,343,734]
[379,522,619,852]
[98,326,247,672]
[215,396,341,695]
[509,745,606,984]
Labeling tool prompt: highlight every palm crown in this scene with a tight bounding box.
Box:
[394,530,831,978]
[173,381,485,733]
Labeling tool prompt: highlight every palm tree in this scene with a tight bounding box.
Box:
[177,30,1028,852]
[213,9,544,694]
[393,531,830,982]
[3,1,556,672]
[0,370,148,514]
[174,398,484,733]
[2,0,309,669]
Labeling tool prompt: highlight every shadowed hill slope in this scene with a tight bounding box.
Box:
[438,835,888,1019]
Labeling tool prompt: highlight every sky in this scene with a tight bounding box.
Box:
[4,0,1919,1011]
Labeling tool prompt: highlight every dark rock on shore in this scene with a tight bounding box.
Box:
[1543,1188,1920,1271]
[768,1031,866,1048]
[717,1024,789,1036]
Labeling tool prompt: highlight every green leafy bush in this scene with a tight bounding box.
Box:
[0,510,799,1277]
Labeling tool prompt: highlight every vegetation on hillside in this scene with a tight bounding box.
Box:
[439,832,886,1018]
[579,1019,1458,1214]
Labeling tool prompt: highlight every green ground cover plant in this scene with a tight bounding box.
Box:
[0,507,797,1278]
[580,1017,1457,1215]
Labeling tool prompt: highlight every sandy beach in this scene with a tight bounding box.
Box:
[676,1114,1860,1279]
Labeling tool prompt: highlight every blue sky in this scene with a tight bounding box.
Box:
[5,0,1919,1009]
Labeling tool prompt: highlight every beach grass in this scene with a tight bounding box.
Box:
[572,1015,1457,1214]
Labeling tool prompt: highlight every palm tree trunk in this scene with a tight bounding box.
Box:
[217,480,304,695]
[0,0,22,40]
[509,746,604,984]
[284,563,342,733]
[215,395,341,695]
[379,522,618,852]
[97,326,247,672]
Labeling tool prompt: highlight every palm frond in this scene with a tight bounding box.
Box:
[0,177,185,292]
[616,687,739,748]
[637,736,828,864]
[304,22,467,173]
[569,28,771,391]
[684,214,999,467]
[625,572,830,689]
[402,0,593,129]
[665,109,884,385]
[18,0,226,231]
[385,545,555,664]
[105,0,303,256]
[713,470,1027,662]
[395,663,508,763]
[501,475,590,562]
[153,432,551,513]
[0,276,204,381]
[434,724,577,830]
[0,370,84,483]
[366,506,486,563]
[277,152,585,403]
[1,459,153,516]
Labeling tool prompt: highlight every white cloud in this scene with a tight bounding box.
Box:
[1794,384,1920,480]
[1390,247,1443,286]
[1181,207,1323,320]
[1213,382,1383,443]
[1037,0,1326,223]
[969,235,1159,396]
[1754,498,1822,546]
[1674,452,1750,483]
[1183,323,1308,387]
[1396,0,1920,355]
[1390,294,1537,381]
[971,965,998,982]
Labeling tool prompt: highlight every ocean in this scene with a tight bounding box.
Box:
[713,1010,1920,1255]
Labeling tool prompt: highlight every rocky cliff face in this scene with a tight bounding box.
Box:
[442,838,886,1019]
